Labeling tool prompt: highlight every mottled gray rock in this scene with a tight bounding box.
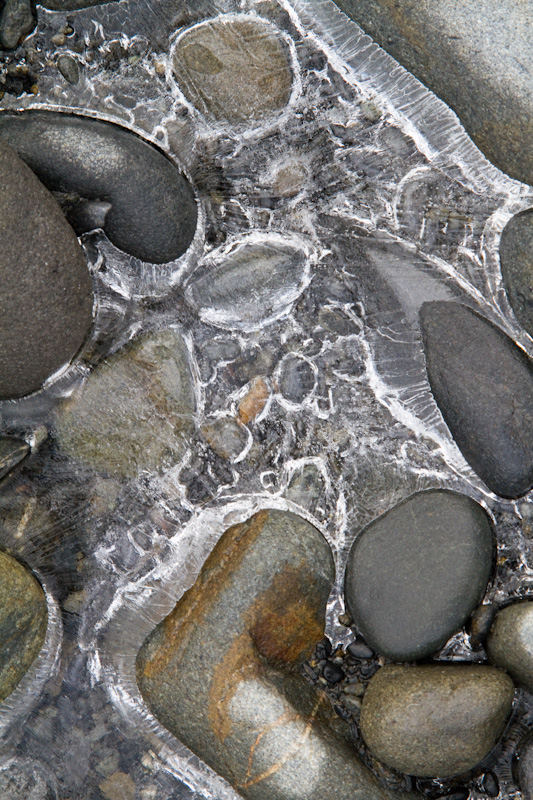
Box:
[201,416,248,461]
[420,302,533,498]
[137,510,417,800]
[0,112,197,264]
[515,732,533,800]
[186,237,308,331]
[55,329,195,478]
[360,664,514,777]
[0,0,34,49]
[332,0,533,185]
[57,55,80,85]
[486,603,533,693]
[0,550,47,702]
[344,490,493,661]
[499,209,533,337]
[173,18,293,125]
[0,437,29,481]
[0,139,93,400]
[277,354,316,404]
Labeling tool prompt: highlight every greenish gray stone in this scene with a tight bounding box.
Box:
[0,437,29,480]
[344,490,493,661]
[486,603,533,693]
[360,664,514,777]
[137,509,417,800]
[332,0,533,186]
[173,18,293,124]
[0,0,33,49]
[420,302,533,498]
[55,329,195,478]
[0,550,47,702]
[0,139,94,400]
[499,209,533,337]
[57,55,80,85]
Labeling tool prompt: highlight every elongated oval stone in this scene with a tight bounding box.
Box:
[137,510,416,800]
[0,550,47,702]
[0,437,29,481]
[499,209,533,338]
[0,139,93,400]
[486,602,533,693]
[344,490,493,661]
[360,664,514,777]
[0,112,197,264]
[420,301,533,498]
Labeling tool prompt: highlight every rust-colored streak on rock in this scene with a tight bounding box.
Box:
[209,632,257,743]
[238,377,270,424]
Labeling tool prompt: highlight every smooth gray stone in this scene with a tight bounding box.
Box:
[499,209,533,337]
[344,490,493,661]
[0,111,197,264]
[486,603,533,693]
[515,732,533,800]
[278,354,316,404]
[420,301,533,498]
[0,0,34,49]
[137,510,417,800]
[57,55,80,85]
[0,437,29,480]
[0,139,93,400]
[332,0,533,185]
[360,663,514,777]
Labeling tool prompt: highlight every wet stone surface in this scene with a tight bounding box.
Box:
[486,602,533,693]
[360,664,514,778]
[0,437,29,481]
[499,209,533,338]
[515,732,533,800]
[344,490,493,661]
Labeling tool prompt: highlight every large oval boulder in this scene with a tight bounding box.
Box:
[420,301,533,498]
[486,602,533,693]
[344,490,493,661]
[0,139,93,400]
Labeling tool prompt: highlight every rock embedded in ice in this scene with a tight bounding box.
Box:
[186,236,310,331]
[0,111,197,264]
[360,664,514,777]
[499,209,533,337]
[0,437,29,481]
[420,301,533,498]
[344,490,493,661]
[486,603,533,693]
[0,550,47,703]
[137,509,416,800]
[172,17,293,125]
[0,0,34,49]
[57,55,80,85]
[516,732,533,800]
[0,139,93,400]
[277,354,316,404]
[201,416,248,460]
[55,329,195,478]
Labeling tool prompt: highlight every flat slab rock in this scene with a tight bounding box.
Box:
[0,139,93,400]
[420,301,533,498]
[344,489,493,661]
[360,663,514,778]
[486,602,533,694]
[137,509,416,800]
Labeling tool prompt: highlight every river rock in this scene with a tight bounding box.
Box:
[186,236,309,331]
[515,732,533,800]
[344,490,493,661]
[420,301,533,498]
[0,139,93,400]
[0,0,34,49]
[486,603,533,693]
[137,509,416,800]
[499,209,533,337]
[0,111,197,264]
[55,329,195,478]
[173,17,293,125]
[0,550,47,702]
[360,664,514,777]
[277,354,316,404]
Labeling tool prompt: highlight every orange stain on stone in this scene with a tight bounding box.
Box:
[238,377,269,424]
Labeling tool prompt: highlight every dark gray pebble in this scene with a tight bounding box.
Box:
[420,301,533,498]
[437,791,469,800]
[347,640,375,660]
[0,111,197,264]
[0,437,29,480]
[278,354,316,404]
[499,209,533,338]
[515,732,533,800]
[323,662,344,683]
[481,771,499,797]
[468,603,497,648]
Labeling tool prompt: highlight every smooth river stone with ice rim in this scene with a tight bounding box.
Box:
[137,510,417,800]
[0,111,197,264]
[55,330,195,478]
[420,301,533,498]
[172,17,293,124]
[486,603,533,693]
[0,550,47,703]
[0,139,93,400]
[360,664,514,777]
[344,490,493,661]
[499,209,533,338]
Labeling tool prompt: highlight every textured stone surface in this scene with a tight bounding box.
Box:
[55,329,195,478]
[420,301,533,498]
[0,437,29,481]
[137,510,415,800]
[0,112,197,264]
[332,0,533,185]
[486,603,533,693]
[499,210,533,337]
[0,0,34,49]
[344,490,493,661]
[57,55,80,85]
[277,354,316,404]
[360,664,514,777]
[0,139,93,400]
[173,18,293,124]
[0,550,47,703]
[515,732,533,800]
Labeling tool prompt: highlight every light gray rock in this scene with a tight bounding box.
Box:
[486,603,533,693]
